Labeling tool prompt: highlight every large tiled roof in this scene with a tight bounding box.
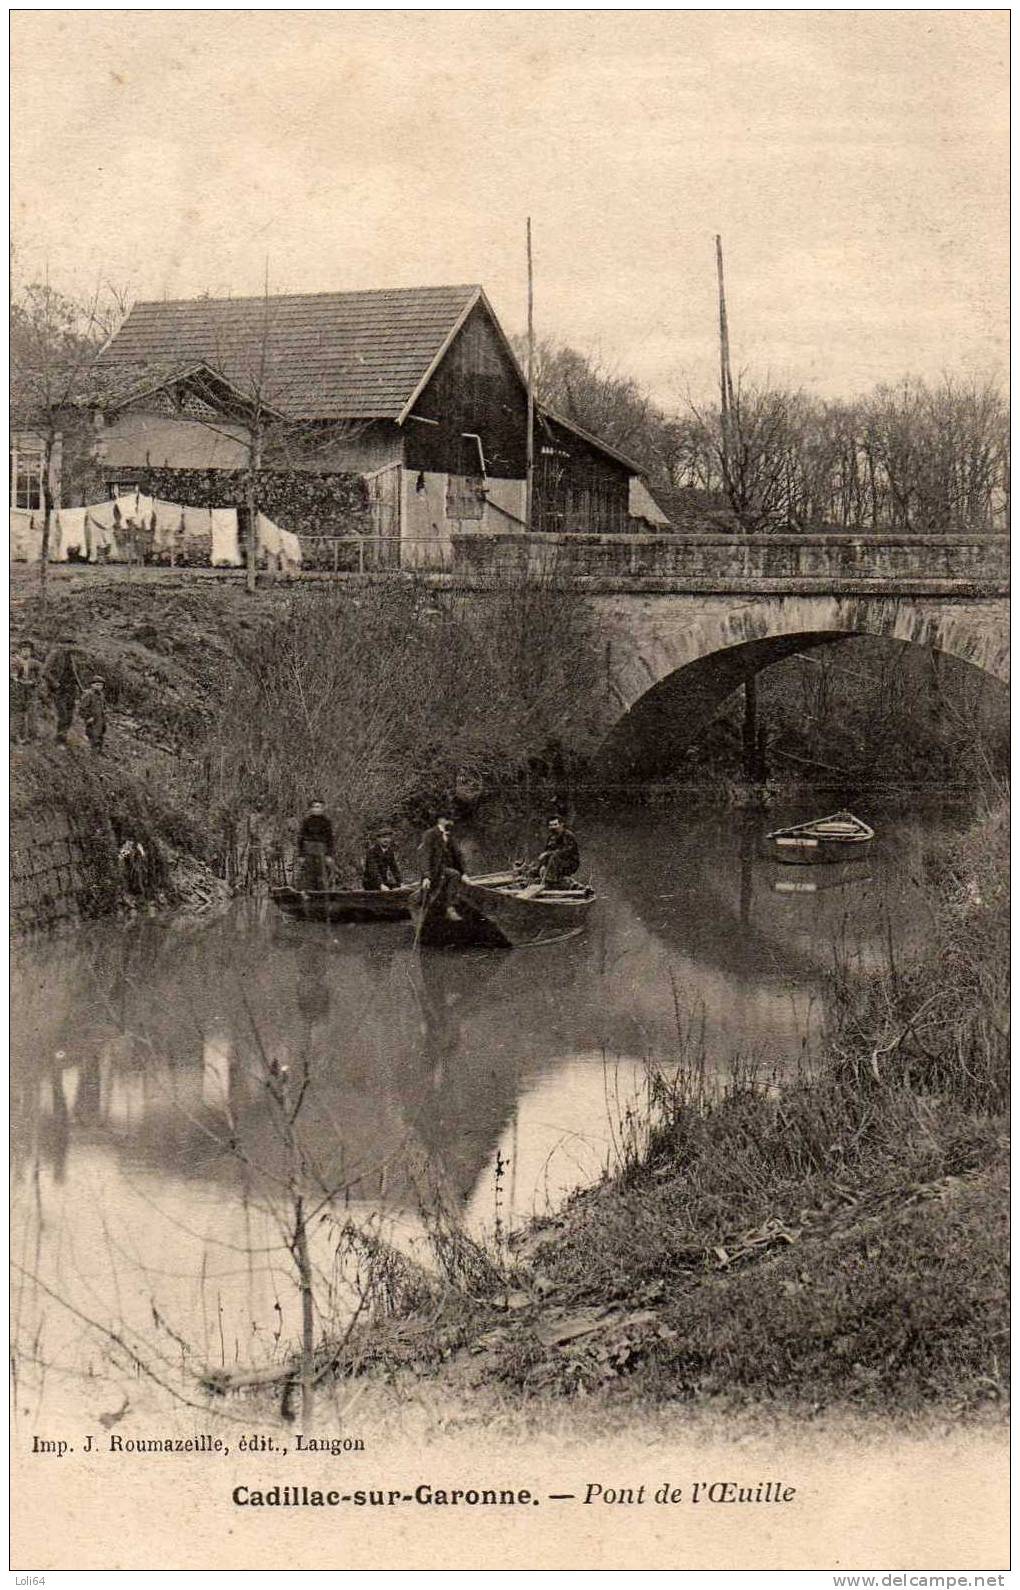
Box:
[100,285,483,421]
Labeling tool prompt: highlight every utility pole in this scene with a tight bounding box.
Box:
[525,217,535,533]
[715,233,735,484]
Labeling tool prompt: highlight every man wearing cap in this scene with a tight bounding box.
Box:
[532,815,581,886]
[363,826,402,892]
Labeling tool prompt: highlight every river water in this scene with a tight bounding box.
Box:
[10,801,959,1412]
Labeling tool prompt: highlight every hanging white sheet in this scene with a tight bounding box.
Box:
[10,510,42,560]
[11,494,292,569]
[54,507,90,558]
[209,508,241,566]
[257,512,302,569]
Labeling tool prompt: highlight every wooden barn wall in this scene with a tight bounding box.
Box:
[534,417,632,534]
[403,302,527,480]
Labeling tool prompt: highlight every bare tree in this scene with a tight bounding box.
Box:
[683,381,804,532]
[10,278,129,597]
[122,288,373,591]
[513,334,682,482]
[514,332,1009,536]
[855,376,1008,533]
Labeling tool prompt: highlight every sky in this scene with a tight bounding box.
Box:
[10,10,1009,409]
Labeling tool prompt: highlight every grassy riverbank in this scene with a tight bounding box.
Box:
[208,574,599,874]
[10,577,284,918]
[9,572,599,915]
[318,802,1009,1422]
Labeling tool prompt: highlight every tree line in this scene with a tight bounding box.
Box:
[517,336,1009,534]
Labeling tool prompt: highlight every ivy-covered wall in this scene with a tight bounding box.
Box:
[119,467,374,569]
[135,466,372,539]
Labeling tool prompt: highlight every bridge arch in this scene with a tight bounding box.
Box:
[588,593,1009,773]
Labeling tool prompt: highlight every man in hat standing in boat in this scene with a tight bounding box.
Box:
[530,815,581,886]
[418,813,467,903]
[363,825,402,892]
[296,798,335,891]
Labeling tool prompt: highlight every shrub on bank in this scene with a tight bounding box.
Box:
[492,803,1009,1410]
[209,576,601,873]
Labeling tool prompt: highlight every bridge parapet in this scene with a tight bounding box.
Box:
[451,529,1009,591]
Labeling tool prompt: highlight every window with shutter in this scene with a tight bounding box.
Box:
[9,438,45,511]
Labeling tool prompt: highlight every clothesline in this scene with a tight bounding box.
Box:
[10,494,303,568]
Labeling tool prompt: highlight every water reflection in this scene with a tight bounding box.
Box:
[11,804,951,1401]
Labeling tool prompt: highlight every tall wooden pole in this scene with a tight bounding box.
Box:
[525,217,535,533]
[742,674,758,781]
[715,233,734,480]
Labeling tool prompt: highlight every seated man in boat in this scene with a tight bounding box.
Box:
[363,825,402,892]
[530,815,581,886]
[296,798,336,891]
[418,814,467,903]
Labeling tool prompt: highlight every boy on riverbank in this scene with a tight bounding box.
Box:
[80,679,107,755]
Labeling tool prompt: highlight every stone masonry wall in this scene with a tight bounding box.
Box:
[451,530,1010,585]
[10,810,118,934]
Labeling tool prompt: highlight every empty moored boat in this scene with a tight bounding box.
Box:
[271,883,417,922]
[764,810,875,865]
[410,872,596,949]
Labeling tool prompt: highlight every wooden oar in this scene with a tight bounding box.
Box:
[412,881,429,949]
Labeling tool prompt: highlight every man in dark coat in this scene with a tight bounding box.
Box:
[363,826,402,891]
[418,814,466,896]
[296,799,335,890]
[41,642,82,745]
[532,815,581,885]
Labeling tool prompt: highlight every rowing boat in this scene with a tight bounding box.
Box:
[271,883,417,922]
[764,810,875,866]
[410,871,596,949]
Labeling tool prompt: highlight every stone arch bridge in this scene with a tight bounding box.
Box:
[444,529,1009,772]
